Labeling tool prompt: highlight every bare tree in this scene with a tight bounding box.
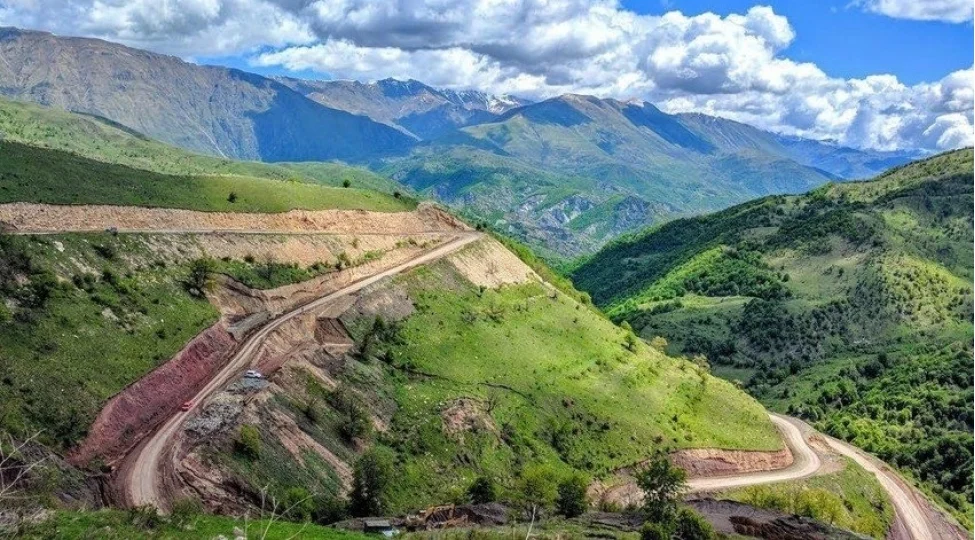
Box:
[0,431,45,503]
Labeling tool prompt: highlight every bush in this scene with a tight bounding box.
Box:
[227,191,238,203]
[281,486,315,521]
[342,179,351,188]
[556,474,589,517]
[517,464,559,510]
[186,257,215,297]
[170,497,203,528]
[640,522,669,540]
[674,507,715,539]
[468,476,499,504]
[235,425,261,459]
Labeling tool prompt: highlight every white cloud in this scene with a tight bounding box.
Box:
[0,0,971,151]
[857,0,974,23]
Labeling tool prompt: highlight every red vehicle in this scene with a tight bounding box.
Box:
[180,401,193,412]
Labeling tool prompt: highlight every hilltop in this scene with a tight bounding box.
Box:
[571,149,974,525]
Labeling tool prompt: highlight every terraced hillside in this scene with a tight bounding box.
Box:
[572,149,974,526]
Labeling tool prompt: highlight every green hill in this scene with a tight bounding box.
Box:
[0,98,411,212]
[571,149,974,525]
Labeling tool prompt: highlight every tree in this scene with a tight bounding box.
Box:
[186,257,215,297]
[342,179,351,188]
[517,464,559,511]
[635,454,687,523]
[350,447,395,517]
[227,191,238,203]
[556,474,589,517]
[467,476,499,504]
[649,336,669,351]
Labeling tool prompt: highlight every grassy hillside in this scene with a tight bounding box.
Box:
[0,141,413,213]
[187,238,780,522]
[0,98,412,210]
[19,508,370,539]
[571,149,974,525]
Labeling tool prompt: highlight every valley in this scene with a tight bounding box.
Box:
[0,20,969,540]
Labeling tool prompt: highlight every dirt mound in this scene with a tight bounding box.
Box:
[446,238,538,288]
[0,202,467,235]
[69,323,237,467]
[670,446,793,478]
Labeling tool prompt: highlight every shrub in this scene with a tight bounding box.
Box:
[170,497,203,528]
[350,447,395,517]
[640,522,669,540]
[342,179,351,188]
[517,464,559,510]
[468,476,499,504]
[235,425,261,459]
[281,486,315,521]
[674,507,715,539]
[556,474,590,517]
[227,191,238,203]
[186,257,215,297]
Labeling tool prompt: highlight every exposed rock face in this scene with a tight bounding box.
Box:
[670,446,794,478]
[69,323,238,467]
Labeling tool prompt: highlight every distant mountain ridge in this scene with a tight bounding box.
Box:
[0,27,414,162]
[382,94,919,255]
[277,76,530,139]
[0,26,921,257]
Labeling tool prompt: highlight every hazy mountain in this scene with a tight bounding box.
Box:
[278,76,529,140]
[0,28,414,162]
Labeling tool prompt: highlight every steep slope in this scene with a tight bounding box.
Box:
[278,77,527,140]
[0,28,413,161]
[0,97,407,203]
[571,149,974,526]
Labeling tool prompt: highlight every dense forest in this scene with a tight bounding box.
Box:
[571,149,975,525]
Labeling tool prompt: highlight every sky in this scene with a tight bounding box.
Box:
[1,0,972,152]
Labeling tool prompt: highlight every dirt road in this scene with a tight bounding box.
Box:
[686,414,820,492]
[119,232,482,510]
[687,414,959,540]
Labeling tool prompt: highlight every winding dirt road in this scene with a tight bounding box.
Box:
[686,414,956,540]
[687,414,820,492]
[118,232,482,510]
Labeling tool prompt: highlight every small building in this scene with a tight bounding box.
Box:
[363,518,397,537]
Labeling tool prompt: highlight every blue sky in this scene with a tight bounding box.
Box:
[621,0,973,84]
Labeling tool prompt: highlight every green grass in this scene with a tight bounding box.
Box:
[351,259,779,512]
[0,233,219,449]
[0,97,403,193]
[17,509,370,540]
[720,458,894,539]
[571,149,974,524]
[0,141,415,213]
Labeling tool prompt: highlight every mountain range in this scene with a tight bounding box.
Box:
[0,27,922,256]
